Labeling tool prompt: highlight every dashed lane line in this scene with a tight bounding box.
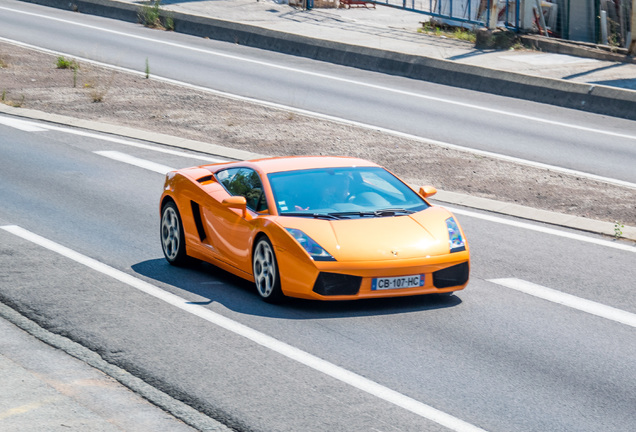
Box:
[489,278,636,328]
[94,150,174,175]
[0,113,227,163]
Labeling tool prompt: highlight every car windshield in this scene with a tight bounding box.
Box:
[268,166,429,218]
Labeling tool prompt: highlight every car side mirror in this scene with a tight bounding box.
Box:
[419,186,437,198]
[222,196,250,219]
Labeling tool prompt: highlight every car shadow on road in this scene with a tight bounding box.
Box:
[132,258,463,319]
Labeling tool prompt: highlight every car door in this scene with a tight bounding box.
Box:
[203,167,267,274]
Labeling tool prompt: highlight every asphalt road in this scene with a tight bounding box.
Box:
[1,0,636,185]
[1,118,635,432]
[2,2,636,430]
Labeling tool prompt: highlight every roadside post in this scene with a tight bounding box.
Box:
[629,0,636,54]
[488,0,498,29]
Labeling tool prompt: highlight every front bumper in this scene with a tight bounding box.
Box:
[278,247,470,300]
[312,261,469,298]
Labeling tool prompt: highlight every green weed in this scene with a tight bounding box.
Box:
[56,56,79,70]
[614,221,624,239]
[419,22,476,43]
[164,14,174,31]
[452,27,476,43]
[139,1,173,30]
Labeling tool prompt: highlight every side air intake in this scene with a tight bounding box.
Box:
[190,201,207,242]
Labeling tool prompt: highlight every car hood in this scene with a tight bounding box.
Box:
[277,207,454,261]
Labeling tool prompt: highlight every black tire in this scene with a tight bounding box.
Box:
[160,201,189,266]
[252,237,283,302]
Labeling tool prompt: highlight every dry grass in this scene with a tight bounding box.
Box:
[1,90,24,107]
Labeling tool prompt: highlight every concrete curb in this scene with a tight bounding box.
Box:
[0,301,232,432]
[0,105,266,161]
[432,190,636,242]
[2,103,634,242]
[19,0,636,121]
[520,34,636,65]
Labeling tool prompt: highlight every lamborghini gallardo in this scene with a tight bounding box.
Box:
[160,156,469,302]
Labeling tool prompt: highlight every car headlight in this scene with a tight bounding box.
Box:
[285,228,335,261]
[445,217,466,253]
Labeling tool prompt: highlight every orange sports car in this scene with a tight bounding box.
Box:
[160,156,469,302]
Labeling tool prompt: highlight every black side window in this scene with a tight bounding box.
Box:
[217,168,267,212]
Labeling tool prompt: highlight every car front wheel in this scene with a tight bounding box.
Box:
[252,237,283,302]
[161,201,188,266]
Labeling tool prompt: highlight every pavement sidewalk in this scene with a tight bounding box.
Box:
[0,301,230,432]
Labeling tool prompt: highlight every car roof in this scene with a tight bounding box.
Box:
[210,156,380,174]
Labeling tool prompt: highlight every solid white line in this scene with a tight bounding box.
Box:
[3,6,636,142]
[94,150,175,174]
[0,115,47,132]
[0,113,226,163]
[0,224,488,432]
[1,34,634,189]
[445,206,636,253]
[489,278,636,328]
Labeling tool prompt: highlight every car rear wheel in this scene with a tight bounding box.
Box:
[161,201,188,266]
[252,237,283,302]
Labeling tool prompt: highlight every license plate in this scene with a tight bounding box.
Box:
[372,274,425,291]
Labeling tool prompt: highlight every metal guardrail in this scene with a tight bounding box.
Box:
[369,0,520,31]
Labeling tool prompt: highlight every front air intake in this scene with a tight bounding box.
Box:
[313,272,361,296]
[433,262,469,288]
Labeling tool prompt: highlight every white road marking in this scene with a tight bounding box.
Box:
[2,9,636,188]
[489,278,636,328]
[0,115,47,132]
[0,224,488,432]
[3,7,636,141]
[94,150,174,175]
[0,114,226,163]
[445,206,636,253]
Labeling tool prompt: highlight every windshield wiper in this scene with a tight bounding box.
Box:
[282,212,342,220]
[283,209,415,220]
[374,208,415,216]
[330,208,415,218]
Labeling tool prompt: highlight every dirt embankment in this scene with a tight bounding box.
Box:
[1,41,634,226]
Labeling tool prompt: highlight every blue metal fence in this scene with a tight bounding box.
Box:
[370,0,520,31]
